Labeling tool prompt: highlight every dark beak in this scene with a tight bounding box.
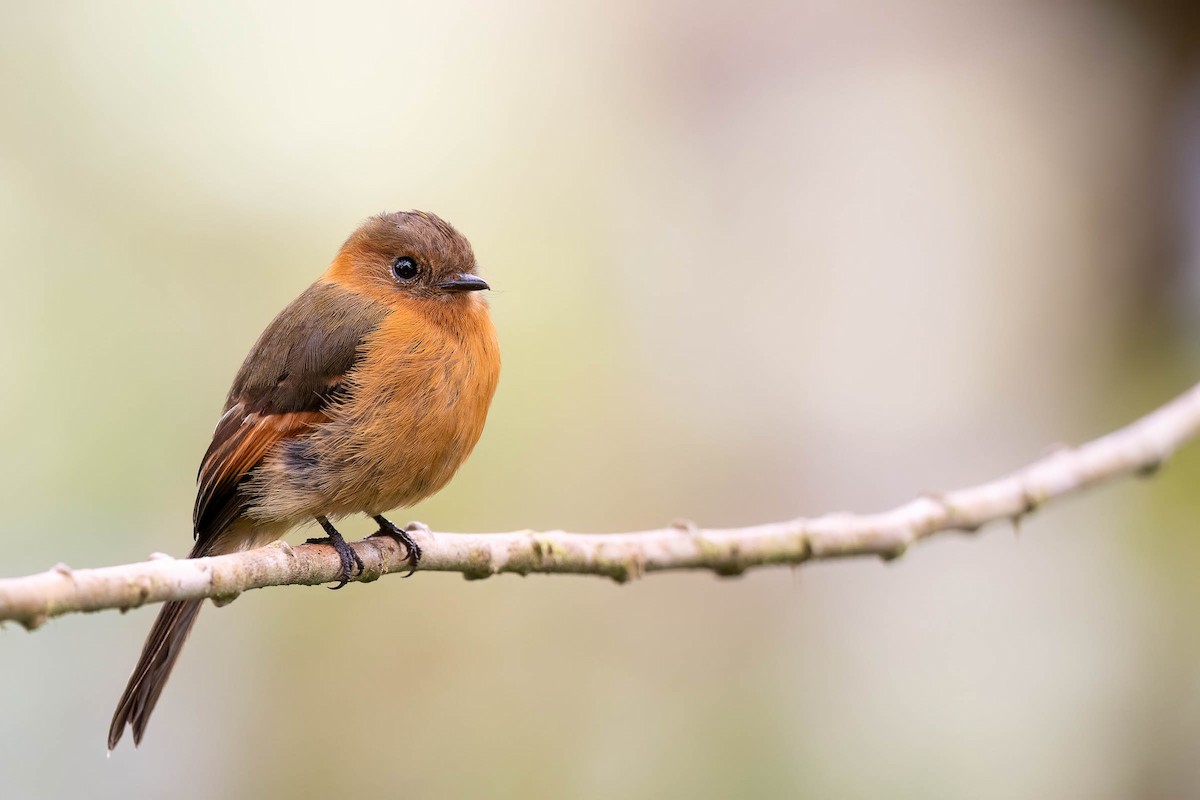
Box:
[436,274,490,293]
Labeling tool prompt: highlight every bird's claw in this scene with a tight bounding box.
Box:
[370,517,425,577]
[307,517,364,589]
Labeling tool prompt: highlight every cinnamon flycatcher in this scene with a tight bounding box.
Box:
[108,210,500,750]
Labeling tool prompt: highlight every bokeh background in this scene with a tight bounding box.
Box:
[3,1,1200,797]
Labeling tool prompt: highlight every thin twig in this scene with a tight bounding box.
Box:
[3,381,1199,631]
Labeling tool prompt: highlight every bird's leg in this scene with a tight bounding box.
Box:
[369,516,425,577]
[306,516,364,590]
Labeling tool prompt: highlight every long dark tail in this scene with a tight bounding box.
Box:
[108,544,208,751]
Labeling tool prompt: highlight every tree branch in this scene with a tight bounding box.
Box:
[4,381,1199,631]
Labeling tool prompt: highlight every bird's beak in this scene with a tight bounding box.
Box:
[437,274,490,293]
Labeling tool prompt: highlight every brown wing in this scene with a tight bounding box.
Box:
[192,281,388,549]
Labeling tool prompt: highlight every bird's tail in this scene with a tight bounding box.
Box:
[107,542,208,751]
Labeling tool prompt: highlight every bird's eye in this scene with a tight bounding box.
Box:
[391,257,419,282]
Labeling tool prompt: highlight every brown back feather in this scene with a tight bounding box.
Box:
[192,280,387,549]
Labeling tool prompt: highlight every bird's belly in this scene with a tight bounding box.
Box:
[325,407,478,516]
[256,367,491,523]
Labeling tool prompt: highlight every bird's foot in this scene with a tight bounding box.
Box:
[369,517,425,577]
[306,517,364,590]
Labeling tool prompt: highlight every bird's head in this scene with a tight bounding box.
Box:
[326,210,489,304]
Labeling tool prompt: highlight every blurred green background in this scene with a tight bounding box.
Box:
[3,1,1200,797]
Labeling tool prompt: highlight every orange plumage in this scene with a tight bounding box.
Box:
[109,211,499,750]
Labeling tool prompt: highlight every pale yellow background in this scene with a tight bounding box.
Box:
[2,1,1199,798]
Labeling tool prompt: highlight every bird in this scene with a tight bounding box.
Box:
[108,210,500,750]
